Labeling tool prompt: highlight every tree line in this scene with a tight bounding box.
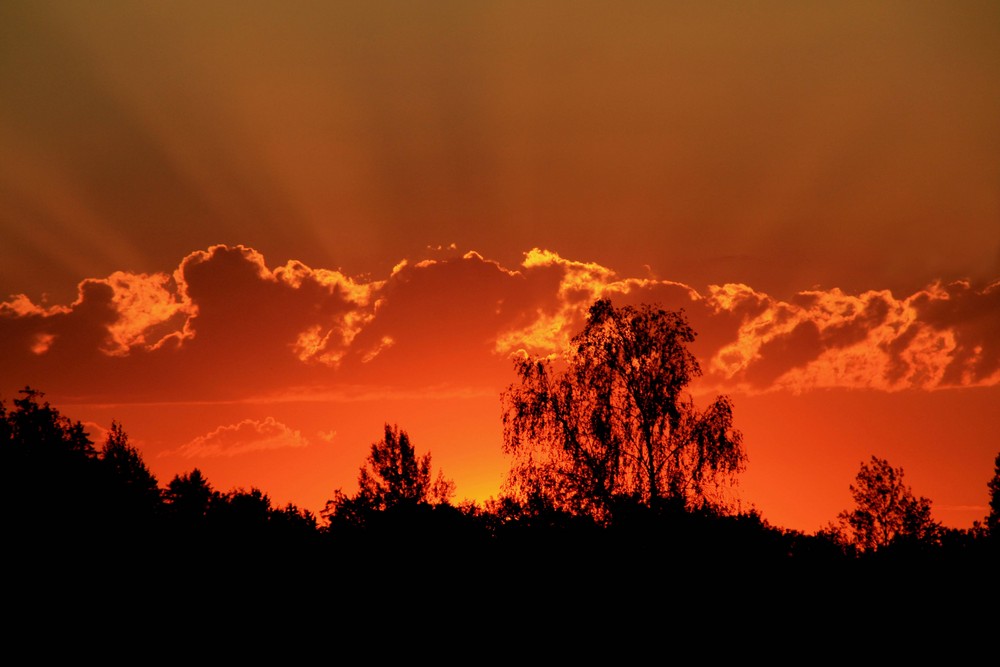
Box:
[2,299,997,581]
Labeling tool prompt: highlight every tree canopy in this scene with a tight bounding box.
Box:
[836,456,941,553]
[501,298,746,522]
[322,424,455,527]
[1,387,101,540]
[100,420,162,520]
[1,384,997,588]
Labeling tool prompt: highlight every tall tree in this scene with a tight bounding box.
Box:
[99,421,162,521]
[323,424,455,525]
[837,456,941,553]
[1,388,99,526]
[501,298,746,521]
[4,387,96,460]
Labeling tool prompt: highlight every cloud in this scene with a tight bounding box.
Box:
[333,248,529,387]
[1,271,190,355]
[2,244,998,402]
[82,421,110,447]
[490,251,1000,393]
[494,247,700,358]
[102,271,192,353]
[912,280,1000,387]
[176,417,308,458]
[706,280,1000,392]
[30,333,56,355]
[1,278,121,370]
[174,244,374,367]
[0,244,377,399]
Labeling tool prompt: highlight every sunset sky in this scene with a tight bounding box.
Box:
[2,1,999,533]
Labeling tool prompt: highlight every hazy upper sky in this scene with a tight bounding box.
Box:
[2,2,999,532]
[3,1,998,301]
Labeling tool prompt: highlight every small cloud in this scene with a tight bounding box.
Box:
[360,335,394,363]
[81,421,110,446]
[30,333,56,355]
[176,417,308,458]
[391,259,409,276]
[0,294,69,317]
[494,309,571,358]
[317,430,337,443]
[935,504,988,512]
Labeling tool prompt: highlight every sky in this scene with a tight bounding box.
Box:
[2,1,999,533]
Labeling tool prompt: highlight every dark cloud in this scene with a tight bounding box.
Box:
[744,321,823,388]
[2,246,999,405]
[912,280,1000,386]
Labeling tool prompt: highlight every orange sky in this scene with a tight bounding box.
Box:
[2,2,999,533]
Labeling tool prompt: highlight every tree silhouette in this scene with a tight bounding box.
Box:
[4,387,96,461]
[501,298,746,521]
[164,468,220,524]
[837,456,941,553]
[213,487,275,542]
[214,488,318,545]
[987,452,1000,537]
[1,387,102,544]
[322,423,455,527]
[99,420,162,524]
[268,501,319,539]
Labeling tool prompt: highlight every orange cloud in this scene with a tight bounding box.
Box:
[82,421,111,447]
[2,245,998,404]
[0,294,70,318]
[30,333,56,355]
[495,248,699,358]
[1,268,190,359]
[707,280,1000,392]
[176,417,308,458]
[491,252,1000,393]
[1,279,120,372]
[102,271,192,354]
[175,245,380,372]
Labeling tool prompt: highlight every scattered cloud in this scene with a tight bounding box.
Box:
[360,335,395,364]
[30,333,56,355]
[176,417,309,458]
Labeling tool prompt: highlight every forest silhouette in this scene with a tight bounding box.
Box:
[3,299,997,609]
